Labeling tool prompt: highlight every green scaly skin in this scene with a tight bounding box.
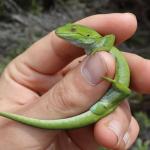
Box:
[0,23,131,129]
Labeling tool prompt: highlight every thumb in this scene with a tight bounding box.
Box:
[10,51,115,148]
[25,51,115,121]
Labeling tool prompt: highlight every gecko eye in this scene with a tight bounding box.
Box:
[87,34,90,37]
[71,27,76,32]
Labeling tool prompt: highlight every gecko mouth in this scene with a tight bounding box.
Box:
[55,28,87,38]
[55,30,97,45]
[55,31,84,37]
[55,32,75,36]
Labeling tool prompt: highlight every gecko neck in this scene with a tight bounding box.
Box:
[84,39,111,54]
[83,39,102,55]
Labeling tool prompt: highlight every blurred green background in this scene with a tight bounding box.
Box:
[0,0,150,149]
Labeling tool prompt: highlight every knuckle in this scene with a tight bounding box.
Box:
[49,80,83,116]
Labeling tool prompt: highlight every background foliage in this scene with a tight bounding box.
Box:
[0,0,150,149]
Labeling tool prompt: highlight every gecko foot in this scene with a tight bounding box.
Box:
[103,76,131,95]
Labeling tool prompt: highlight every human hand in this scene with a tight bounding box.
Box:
[0,13,142,149]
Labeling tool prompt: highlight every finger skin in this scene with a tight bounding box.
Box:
[24,52,115,119]
[68,126,99,150]
[124,52,150,93]
[94,101,131,149]
[125,117,139,149]
[112,117,139,150]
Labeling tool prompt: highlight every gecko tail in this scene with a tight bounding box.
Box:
[0,111,100,130]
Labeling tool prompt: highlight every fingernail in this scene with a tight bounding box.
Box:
[108,120,122,143]
[81,52,107,85]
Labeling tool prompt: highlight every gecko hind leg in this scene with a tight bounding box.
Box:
[103,76,131,96]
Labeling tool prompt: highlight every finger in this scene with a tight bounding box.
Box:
[113,117,139,150]
[124,52,150,93]
[67,52,150,98]
[125,117,139,149]
[17,13,137,74]
[60,55,86,76]
[94,100,132,149]
[25,52,115,118]
[68,126,99,150]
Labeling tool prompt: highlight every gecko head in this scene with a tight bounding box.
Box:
[55,23,102,48]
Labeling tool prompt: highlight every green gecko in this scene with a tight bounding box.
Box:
[0,23,131,129]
